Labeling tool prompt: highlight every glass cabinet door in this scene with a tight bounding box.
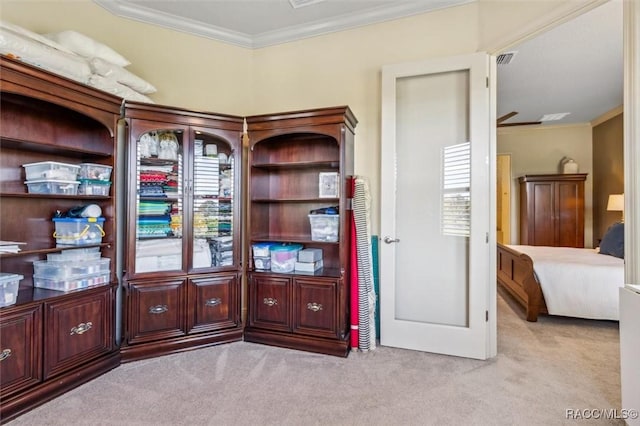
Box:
[135,128,184,273]
[190,131,235,271]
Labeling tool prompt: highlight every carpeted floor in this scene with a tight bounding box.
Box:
[6,290,622,425]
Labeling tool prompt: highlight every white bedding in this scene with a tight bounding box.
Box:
[1,23,154,103]
[508,245,625,320]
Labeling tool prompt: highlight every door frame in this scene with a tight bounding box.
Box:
[484,0,638,282]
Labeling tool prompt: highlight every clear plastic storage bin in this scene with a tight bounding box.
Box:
[270,244,303,273]
[0,273,23,307]
[22,161,80,181]
[79,163,112,181]
[78,179,111,195]
[33,258,110,278]
[47,247,101,262]
[33,272,110,292]
[25,179,79,195]
[253,256,271,270]
[53,217,105,246]
[252,242,274,257]
[308,214,339,242]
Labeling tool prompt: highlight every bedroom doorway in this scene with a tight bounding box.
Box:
[497,154,511,245]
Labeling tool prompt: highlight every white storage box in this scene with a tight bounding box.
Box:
[270,244,303,273]
[33,272,110,292]
[53,217,105,246]
[25,179,79,195]
[79,163,112,181]
[298,248,323,263]
[294,259,323,273]
[308,214,339,242]
[0,273,23,307]
[78,179,111,195]
[23,161,80,181]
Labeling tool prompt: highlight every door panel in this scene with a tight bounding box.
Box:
[293,278,338,338]
[249,275,291,332]
[127,279,186,344]
[44,287,113,379]
[188,274,238,333]
[0,305,42,397]
[380,53,495,359]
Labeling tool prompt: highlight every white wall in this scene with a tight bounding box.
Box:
[0,1,253,115]
[2,0,590,234]
[497,124,594,247]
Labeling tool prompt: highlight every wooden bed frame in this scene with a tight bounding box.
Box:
[496,243,548,322]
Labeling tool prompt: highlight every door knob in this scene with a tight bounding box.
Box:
[383,236,400,244]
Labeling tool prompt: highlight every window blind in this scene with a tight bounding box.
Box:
[442,142,471,237]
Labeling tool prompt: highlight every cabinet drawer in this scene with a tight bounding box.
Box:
[188,274,238,334]
[127,279,186,345]
[0,304,42,398]
[249,275,291,332]
[43,287,114,380]
[293,278,338,338]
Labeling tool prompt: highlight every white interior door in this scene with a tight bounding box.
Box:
[380,52,496,360]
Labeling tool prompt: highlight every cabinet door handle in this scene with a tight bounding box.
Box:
[205,297,222,307]
[149,305,169,314]
[307,302,323,312]
[263,297,278,307]
[70,322,93,336]
[0,348,12,361]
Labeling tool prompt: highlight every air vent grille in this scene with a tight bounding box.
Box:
[496,51,517,65]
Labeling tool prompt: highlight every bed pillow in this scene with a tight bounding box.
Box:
[599,222,624,259]
[0,21,75,54]
[89,57,156,94]
[44,30,130,67]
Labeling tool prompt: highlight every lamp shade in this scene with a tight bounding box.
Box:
[607,194,624,212]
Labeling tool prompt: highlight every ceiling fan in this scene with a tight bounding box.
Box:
[497,111,542,127]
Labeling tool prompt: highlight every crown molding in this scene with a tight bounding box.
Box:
[94,0,472,49]
[94,0,253,47]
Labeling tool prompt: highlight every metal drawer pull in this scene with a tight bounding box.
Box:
[205,297,222,307]
[149,305,169,314]
[263,297,278,307]
[0,349,12,361]
[307,302,323,312]
[70,322,93,336]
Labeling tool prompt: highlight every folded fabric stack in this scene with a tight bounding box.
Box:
[209,236,233,267]
[0,21,156,102]
[137,201,172,238]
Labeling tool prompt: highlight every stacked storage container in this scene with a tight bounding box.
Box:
[32,247,111,291]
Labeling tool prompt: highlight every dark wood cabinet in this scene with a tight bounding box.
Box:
[244,107,355,357]
[121,103,244,361]
[0,56,120,422]
[519,173,587,248]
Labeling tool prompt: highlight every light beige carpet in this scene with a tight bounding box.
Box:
[7,290,622,425]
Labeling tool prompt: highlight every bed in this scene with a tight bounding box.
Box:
[497,243,625,322]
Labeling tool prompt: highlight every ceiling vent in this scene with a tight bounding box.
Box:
[288,0,326,8]
[496,51,517,65]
